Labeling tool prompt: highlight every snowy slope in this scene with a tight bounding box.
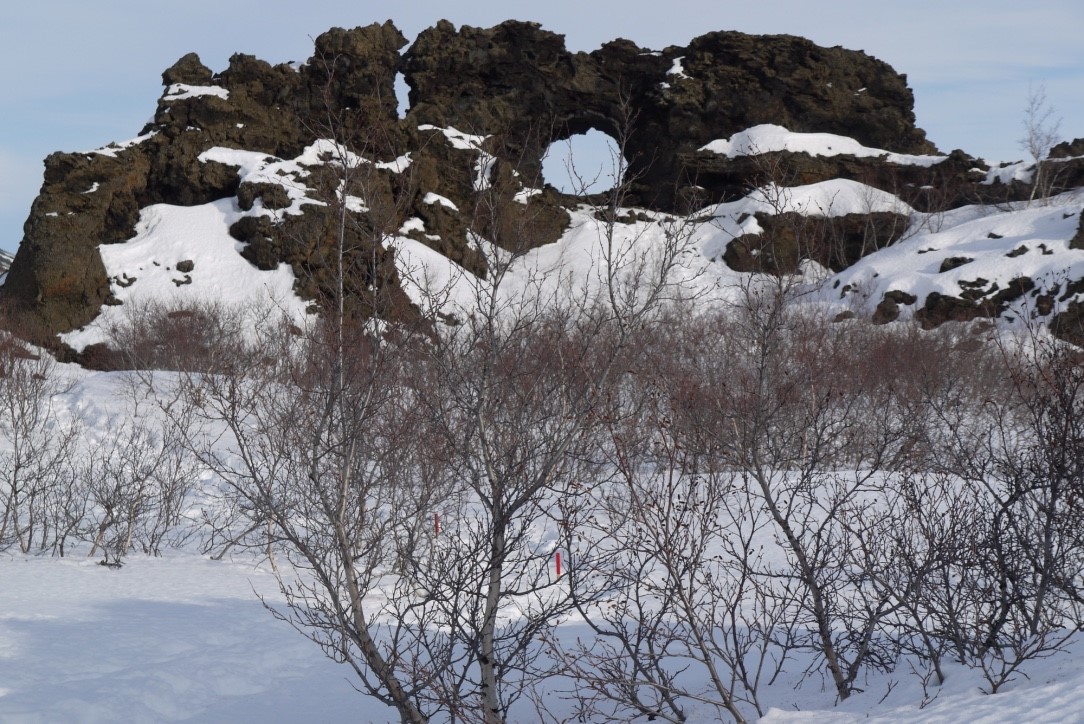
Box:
[55,126,1084,348]
[808,193,1084,322]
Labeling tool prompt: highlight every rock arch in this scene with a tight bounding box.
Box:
[3,18,944,344]
[400,20,934,209]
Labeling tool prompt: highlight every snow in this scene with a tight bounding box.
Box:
[513,187,543,204]
[17,120,1084,722]
[376,154,412,173]
[59,199,308,352]
[19,357,1084,723]
[984,159,1034,185]
[981,156,1082,186]
[718,178,913,217]
[385,183,1084,332]
[393,177,916,322]
[811,193,1084,321]
[162,84,230,101]
[199,146,322,218]
[0,554,362,723]
[4,546,1083,723]
[700,124,947,166]
[3,367,1084,723]
[668,55,690,79]
[88,131,158,158]
[692,179,914,262]
[391,203,745,322]
[423,192,459,211]
[418,124,489,152]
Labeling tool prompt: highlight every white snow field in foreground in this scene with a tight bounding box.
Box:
[2,552,1084,722]
[0,555,362,723]
[1,365,1084,722]
[7,124,1084,722]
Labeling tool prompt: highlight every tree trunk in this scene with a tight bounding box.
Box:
[480,521,506,724]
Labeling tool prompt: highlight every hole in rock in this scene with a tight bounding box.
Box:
[542,129,625,195]
[394,72,409,118]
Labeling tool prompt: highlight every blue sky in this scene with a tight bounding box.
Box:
[2,0,1082,254]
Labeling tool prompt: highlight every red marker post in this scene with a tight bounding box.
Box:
[434,513,440,536]
[555,550,562,577]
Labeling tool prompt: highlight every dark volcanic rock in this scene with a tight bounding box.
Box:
[722,211,910,274]
[939,256,974,273]
[2,19,956,345]
[1071,213,1084,250]
[3,149,150,335]
[1050,138,1084,159]
[162,53,214,86]
[914,277,1035,329]
[1052,299,1084,346]
[872,290,918,324]
[403,21,935,209]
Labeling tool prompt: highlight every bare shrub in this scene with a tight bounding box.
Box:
[167,313,440,722]
[558,329,790,722]
[81,406,198,565]
[0,334,82,555]
[1020,84,1064,205]
[107,298,256,373]
[924,329,1084,691]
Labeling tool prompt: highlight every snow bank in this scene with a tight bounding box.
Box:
[808,193,1084,321]
[88,131,158,158]
[701,124,947,166]
[163,84,230,101]
[60,199,307,352]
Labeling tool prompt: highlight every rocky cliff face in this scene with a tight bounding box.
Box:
[3,19,1072,349]
[403,21,935,205]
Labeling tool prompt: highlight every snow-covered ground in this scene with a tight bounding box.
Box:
[0,555,365,723]
[0,365,1083,722]
[3,544,1084,722]
[7,126,1084,722]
